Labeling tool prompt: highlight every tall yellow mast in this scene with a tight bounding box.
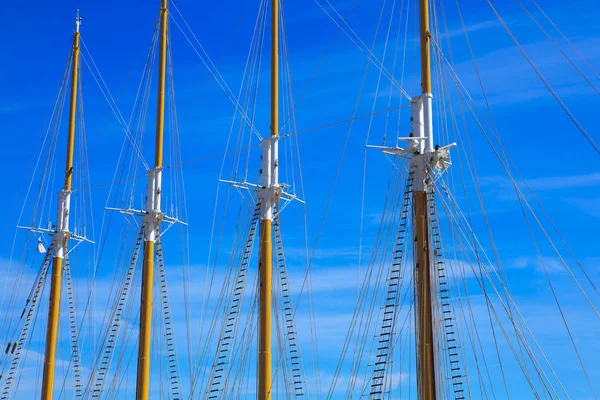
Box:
[414,0,436,398]
[135,0,167,398]
[40,11,82,400]
[258,0,279,398]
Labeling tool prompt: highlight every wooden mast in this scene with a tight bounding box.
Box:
[415,0,436,398]
[258,0,279,398]
[136,0,168,398]
[40,11,81,400]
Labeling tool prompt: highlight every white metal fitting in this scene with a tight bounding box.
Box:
[410,153,430,192]
[410,144,455,191]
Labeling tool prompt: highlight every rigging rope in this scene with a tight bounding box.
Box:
[273,215,308,399]
[156,239,183,399]
[63,256,83,398]
[368,172,412,400]
[482,0,600,156]
[0,247,53,400]
[85,227,144,398]
[204,203,260,400]
[427,187,467,400]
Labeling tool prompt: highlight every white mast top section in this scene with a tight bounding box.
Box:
[368,94,455,191]
[75,10,81,33]
[410,93,454,191]
[260,137,281,221]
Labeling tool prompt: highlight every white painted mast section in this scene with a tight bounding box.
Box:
[75,10,81,33]
[411,96,426,154]
[410,91,453,193]
[260,137,281,220]
[53,190,71,259]
[144,167,163,242]
[410,93,434,191]
[423,94,434,153]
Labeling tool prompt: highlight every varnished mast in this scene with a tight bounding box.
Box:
[415,0,436,397]
[40,11,82,400]
[135,0,168,398]
[258,0,280,398]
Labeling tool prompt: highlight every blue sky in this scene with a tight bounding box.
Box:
[1,0,600,398]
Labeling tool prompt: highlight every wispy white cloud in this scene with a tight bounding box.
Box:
[520,172,600,191]
[451,36,600,105]
[478,172,600,209]
[568,197,600,217]
[444,18,502,39]
[284,245,361,261]
[288,266,359,294]
[462,174,600,235]
[0,104,19,114]
[510,255,566,273]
